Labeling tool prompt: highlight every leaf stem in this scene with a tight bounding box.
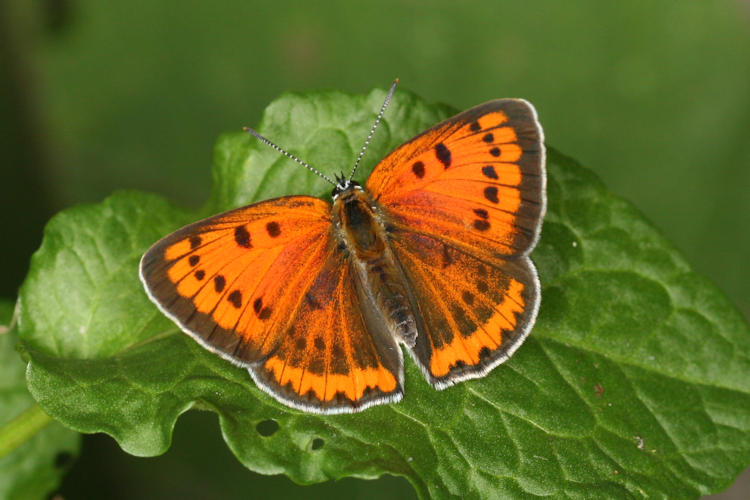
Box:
[0,403,53,459]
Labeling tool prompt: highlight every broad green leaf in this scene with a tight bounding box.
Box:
[17,89,750,498]
[0,300,80,500]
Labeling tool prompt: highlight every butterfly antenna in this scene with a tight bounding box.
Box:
[348,78,399,182]
[243,127,337,186]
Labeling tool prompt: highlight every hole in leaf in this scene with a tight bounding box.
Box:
[256,419,279,437]
[311,437,325,450]
[54,451,73,469]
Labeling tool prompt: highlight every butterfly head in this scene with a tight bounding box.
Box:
[332,175,361,200]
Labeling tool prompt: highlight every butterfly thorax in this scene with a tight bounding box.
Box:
[332,184,418,348]
[333,184,385,259]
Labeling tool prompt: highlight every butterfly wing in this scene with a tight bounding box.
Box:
[251,249,403,413]
[367,99,545,386]
[367,99,544,258]
[140,196,403,413]
[392,232,540,388]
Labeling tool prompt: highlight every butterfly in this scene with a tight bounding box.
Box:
[140,81,546,414]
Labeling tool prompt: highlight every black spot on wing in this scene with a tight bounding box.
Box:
[473,219,491,231]
[188,255,200,266]
[266,221,281,237]
[412,161,425,178]
[189,235,202,249]
[235,226,252,248]
[253,296,272,319]
[452,304,477,337]
[308,357,325,374]
[330,343,348,374]
[475,305,493,323]
[287,344,305,366]
[482,165,498,179]
[259,307,272,320]
[435,143,451,168]
[314,337,325,351]
[214,275,226,292]
[228,290,242,308]
[473,208,489,219]
[484,186,499,203]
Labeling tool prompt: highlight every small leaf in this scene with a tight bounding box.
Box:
[0,300,80,500]
[18,89,750,498]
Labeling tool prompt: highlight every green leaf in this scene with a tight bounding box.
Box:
[17,88,750,498]
[0,300,80,500]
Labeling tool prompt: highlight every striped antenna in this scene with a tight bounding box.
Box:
[243,78,399,190]
[242,127,337,186]
[348,78,399,182]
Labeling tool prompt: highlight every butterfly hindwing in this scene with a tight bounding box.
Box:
[367,99,545,259]
[252,249,404,413]
[391,231,540,387]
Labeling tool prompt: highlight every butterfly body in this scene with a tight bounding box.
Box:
[141,96,546,413]
[332,182,419,348]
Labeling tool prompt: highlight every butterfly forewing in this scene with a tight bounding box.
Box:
[140,197,333,363]
[367,99,545,259]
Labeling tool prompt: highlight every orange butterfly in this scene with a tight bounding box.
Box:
[140,81,546,414]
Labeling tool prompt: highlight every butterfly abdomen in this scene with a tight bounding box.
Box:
[333,186,418,348]
[363,256,417,348]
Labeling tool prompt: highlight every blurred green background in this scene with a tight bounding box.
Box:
[2,1,748,498]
